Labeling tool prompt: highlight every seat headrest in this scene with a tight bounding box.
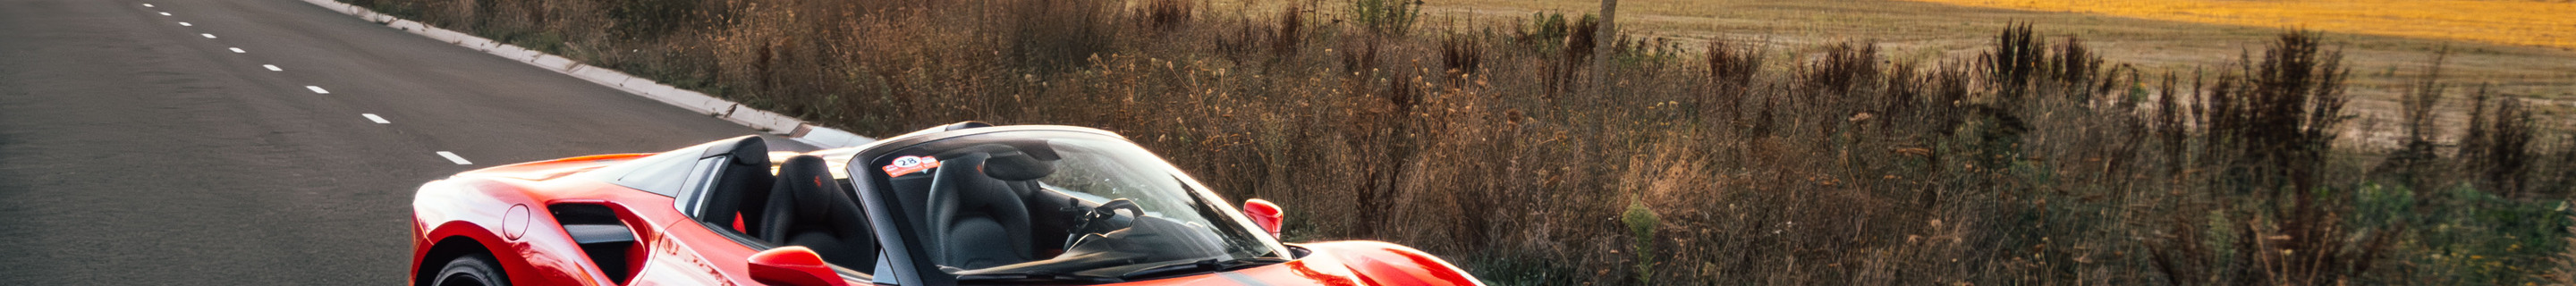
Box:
[982,153,1054,181]
[729,137,771,165]
[775,156,842,219]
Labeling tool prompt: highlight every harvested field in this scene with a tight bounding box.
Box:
[1418,0,2576,148]
[1911,0,2576,50]
[1419,0,2576,98]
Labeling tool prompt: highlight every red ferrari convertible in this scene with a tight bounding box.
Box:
[409,122,1485,286]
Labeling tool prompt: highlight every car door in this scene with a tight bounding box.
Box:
[625,218,757,286]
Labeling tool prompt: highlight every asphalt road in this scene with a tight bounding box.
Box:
[0,0,809,283]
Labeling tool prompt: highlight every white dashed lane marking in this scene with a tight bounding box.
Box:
[436,152,471,164]
[150,3,473,167]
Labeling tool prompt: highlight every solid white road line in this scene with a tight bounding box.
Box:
[362,114,389,123]
[305,86,329,94]
[179,21,191,26]
[199,33,216,38]
[143,4,153,7]
[228,47,244,53]
[436,152,471,164]
[158,12,171,16]
[263,64,281,71]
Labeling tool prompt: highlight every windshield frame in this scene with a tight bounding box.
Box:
[843,126,1289,285]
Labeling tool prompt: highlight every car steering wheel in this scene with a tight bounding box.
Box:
[1063,198,1144,249]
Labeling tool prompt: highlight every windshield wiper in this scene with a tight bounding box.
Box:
[1117,257,1292,280]
[955,272,1123,284]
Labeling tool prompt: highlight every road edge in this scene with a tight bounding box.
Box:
[296,0,874,148]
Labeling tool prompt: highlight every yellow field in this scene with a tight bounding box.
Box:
[1910,0,2576,49]
[1408,0,2576,103]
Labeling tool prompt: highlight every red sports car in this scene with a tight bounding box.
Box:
[409,122,1486,286]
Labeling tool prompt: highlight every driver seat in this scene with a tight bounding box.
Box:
[927,153,1037,269]
[759,156,877,269]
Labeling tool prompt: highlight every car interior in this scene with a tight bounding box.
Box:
[891,142,1220,273]
[686,139,885,273]
[686,138,1219,277]
[927,150,1047,269]
[759,155,877,270]
[692,138,776,238]
[898,141,1256,277]
[885,146,1037,267]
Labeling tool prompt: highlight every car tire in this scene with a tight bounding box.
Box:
[432,253,510,286]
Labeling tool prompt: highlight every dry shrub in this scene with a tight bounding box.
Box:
[1269,6,1305,58]
[1344,0,1419,35]
[1563,14,1599,63]
[1704,40,1759,88]
[2147,29,2393,286]
[1984,22,2045,101]
[1437,34,1484,73]
[1136,0,1195,32]
[2549,136,2576,196]
[1804,42,1878,95]
[606,0,712,40]
[2375,49,2451,190]
[2460,85,2538,198]
[1002,0,1119,72]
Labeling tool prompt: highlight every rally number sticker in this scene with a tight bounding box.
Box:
[882,156,942,177]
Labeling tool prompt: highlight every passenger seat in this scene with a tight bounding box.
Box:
[760,156,877,269]
[696,138,775,235]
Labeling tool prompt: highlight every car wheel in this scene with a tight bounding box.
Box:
[432,253,510,286]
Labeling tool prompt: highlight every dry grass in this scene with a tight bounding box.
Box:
[338,0,2576,284]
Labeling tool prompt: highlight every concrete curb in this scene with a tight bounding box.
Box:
[300,0,874,148]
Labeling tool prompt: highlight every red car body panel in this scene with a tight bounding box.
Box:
[413,164,693,286]
[411,133,1484,286]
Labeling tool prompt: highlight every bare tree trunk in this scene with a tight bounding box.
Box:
[1594,0,1619,99]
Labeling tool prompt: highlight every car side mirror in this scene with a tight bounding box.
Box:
[747,247,851,286]
[1242,199,1283,239]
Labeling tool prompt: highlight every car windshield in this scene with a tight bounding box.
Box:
[862,130,1286,281]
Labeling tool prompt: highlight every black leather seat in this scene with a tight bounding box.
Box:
[926,151,1052,269]
[760,156,877,269]
[696,139,775,235]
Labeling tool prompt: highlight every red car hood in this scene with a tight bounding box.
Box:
[1099,241,1481,286]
